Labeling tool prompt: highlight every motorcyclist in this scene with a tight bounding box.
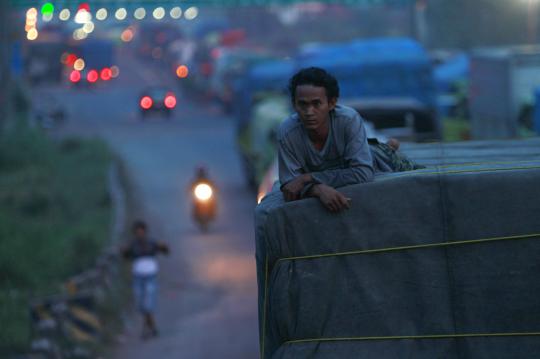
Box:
[190,166,217,227]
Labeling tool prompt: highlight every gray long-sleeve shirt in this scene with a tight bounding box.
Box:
[278,104,375,190]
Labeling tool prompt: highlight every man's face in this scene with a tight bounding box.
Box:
[293,85,337,132]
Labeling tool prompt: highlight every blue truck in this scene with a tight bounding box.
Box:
[296,37,440,142]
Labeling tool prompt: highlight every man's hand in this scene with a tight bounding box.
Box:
[310,184,351,213]
[282,174,312,202]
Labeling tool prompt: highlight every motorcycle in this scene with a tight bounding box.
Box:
[191,168,217,232]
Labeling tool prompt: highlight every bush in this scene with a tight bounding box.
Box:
[0,124,113,352]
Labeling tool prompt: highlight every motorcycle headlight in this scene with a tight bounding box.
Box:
[194,183,213,201]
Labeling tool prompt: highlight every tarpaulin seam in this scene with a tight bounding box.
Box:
[435,153,461,357]
[261,255,269,359]
[282,332,540,345]
[275,233,540,262]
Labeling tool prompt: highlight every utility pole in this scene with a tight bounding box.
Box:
[0,0,12,132]
[411,0,429,46]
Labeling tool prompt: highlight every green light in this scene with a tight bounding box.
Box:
[41,3,54,15]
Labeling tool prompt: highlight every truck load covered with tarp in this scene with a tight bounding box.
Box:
[254,138,540,358]
[295,38,439,141]
[234,59,294,129]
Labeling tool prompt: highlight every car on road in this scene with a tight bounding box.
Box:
[139,87,177,119]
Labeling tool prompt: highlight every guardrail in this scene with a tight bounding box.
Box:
[19,163,128,359]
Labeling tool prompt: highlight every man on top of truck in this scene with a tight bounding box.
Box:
[278,67,422,213]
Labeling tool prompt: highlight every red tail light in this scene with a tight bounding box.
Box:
[70,70,81,83]
[140,96,153,110]
[100,68,112,81]
[87,69,98,83]
[164,94,176,109]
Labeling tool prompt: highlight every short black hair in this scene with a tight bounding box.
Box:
[288,67,340,103]
[132,220,147,232]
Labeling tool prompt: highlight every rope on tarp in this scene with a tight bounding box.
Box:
[260,232,540,358]
[283,332,540,346]
[276,233,540,263]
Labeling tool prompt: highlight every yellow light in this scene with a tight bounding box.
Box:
[176,65,189,78]
[257,192,266,204]
[153,7,165,20]
[194,184,213,201]
[26,8,38,19]
[59,9,70,21]
[184,7,198,20]
[73,28,88,40]
[82,22,95,33]
[75,10,92,24]
[27,28,38,41]
[170,7,182,19]
[115,8,127,21]
[73,58,85,71]
[96,8,108,21]
[25,24,35,32]
[110,65,120,78]
[134,8,146,20]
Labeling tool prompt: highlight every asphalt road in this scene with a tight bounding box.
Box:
[33,48,260,358]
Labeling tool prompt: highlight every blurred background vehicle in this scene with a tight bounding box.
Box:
[139,87,177,119]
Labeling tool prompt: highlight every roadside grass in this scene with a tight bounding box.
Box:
[0,121,113,352]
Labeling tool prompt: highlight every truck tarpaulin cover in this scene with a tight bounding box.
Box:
[255,138,540,359]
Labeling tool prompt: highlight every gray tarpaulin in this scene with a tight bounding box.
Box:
[255,138,540,359]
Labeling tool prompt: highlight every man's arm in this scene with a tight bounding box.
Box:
[278,138,312,201]
[311,115,374,188]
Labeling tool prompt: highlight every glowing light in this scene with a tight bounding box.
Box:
[87,70,98,83]
[65,54,77,66]
[176,65,189,78]
[26,8,38,19]
[170,7,182,19]
[82,22,95,33]
[75,10,92,24]
[27,28,38,41]
[42,13,53,22]
[73,58,85,71]
[70,70,81,83]
[26,16,37,26]
[100,68,112,81]
[41,3,54,15]
[115,8,127,20]
[25,24,35,32]
[78,3,90,12]
[134,8,146,20]
[164,94,176,109]
[194,183,213,201]
[151,47,163,59]
[140,96,153,110]
[153,7,165,20]
[96,8,107,21]
[184,7,198,20]
[110,66,120,78]
[121,28,134,42]
[73,28,88,40]
[59,9,70,21]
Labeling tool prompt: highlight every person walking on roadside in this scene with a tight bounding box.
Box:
[121,220,169,339]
